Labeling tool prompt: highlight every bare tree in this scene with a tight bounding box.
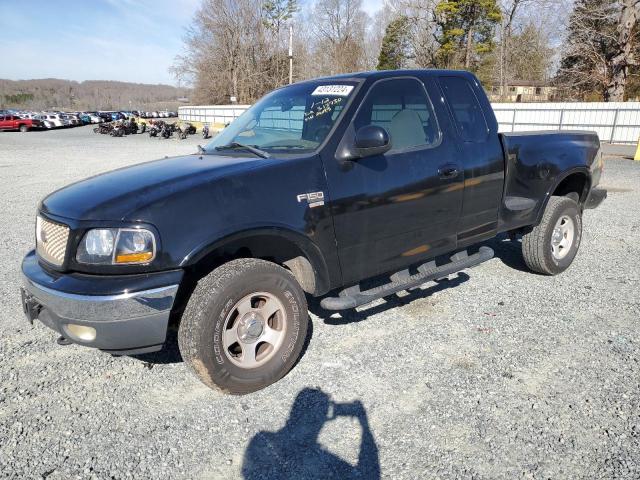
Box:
[173,0,293,104]
[311,0,369,75]
[494,0,563,98]
[558,0,640,101]
[608,0,640,99]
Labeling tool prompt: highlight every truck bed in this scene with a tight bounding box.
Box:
[498,130,601,232]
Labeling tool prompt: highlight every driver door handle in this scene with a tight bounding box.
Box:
[438,164,460,179]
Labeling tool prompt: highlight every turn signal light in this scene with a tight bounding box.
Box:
[115,252,154,264]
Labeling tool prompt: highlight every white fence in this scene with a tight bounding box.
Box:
[178,105,250,125]
[180,102,640,144]
[493,102,640,144]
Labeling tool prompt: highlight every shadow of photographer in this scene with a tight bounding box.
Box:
[242,388,380,480]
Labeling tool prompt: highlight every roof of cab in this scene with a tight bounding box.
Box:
[306,69,477,83]
[283,69,480,92]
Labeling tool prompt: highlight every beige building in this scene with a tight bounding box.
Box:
[488,81,557,102]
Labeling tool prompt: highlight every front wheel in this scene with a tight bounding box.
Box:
[522,196,582,275]
[19,125,29,133]
[178,258,309,394]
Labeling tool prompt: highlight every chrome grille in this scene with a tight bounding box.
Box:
[36,216,69,266]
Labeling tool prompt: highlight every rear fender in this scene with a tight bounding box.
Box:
[535,167,591,224]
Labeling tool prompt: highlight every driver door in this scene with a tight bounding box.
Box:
[323,77,464,285]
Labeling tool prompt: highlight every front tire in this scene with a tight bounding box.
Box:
[178,259,309,394]
[522,196,582,275]
[19,125,29,133]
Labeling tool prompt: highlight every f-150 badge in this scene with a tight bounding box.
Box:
[297,191,325,207]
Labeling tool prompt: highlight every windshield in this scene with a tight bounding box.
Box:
[205,81,358,155]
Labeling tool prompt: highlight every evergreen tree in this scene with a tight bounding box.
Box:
[262,0,298,34]
[376,16,411,70]
[434,0,501,71]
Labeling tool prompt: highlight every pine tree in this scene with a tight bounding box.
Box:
[376,16,411,70]
[434,0,501,71]
[263,0,298,34]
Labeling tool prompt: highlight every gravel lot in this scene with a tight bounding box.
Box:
[1,126,638,479]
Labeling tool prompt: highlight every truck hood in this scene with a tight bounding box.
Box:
[40,153,263,221]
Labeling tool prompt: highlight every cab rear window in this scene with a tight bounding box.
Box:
[439,76,489,143]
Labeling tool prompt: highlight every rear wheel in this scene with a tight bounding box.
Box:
[522,196,582,275]
[178,258,309,394]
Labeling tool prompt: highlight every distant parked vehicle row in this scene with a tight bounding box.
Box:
[0,109,177,132]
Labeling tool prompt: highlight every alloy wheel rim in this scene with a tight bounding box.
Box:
[222,292,287,369]
[551,215,575,260]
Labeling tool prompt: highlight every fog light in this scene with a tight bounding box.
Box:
[65,324,97,342]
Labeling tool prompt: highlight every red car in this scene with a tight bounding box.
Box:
[0,115,42,132]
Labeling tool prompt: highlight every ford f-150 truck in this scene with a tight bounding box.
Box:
[21,70,606,394]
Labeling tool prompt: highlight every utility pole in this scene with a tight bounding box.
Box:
[288,24,293,85]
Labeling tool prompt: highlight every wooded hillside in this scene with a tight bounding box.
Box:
[0,79,191,111]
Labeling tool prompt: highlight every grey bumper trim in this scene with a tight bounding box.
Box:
[22,274,179,322]
[21,276,179,351]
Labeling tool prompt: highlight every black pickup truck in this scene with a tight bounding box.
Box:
[21,70,606,394]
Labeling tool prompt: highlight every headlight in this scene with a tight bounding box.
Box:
[76,228,156,265]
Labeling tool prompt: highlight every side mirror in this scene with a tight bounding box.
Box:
[354,125,391,158]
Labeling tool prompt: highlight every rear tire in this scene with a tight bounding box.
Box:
[522,196,582,275]
[178,258,309,394]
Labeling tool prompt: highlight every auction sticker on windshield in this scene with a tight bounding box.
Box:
[311,85,354,96]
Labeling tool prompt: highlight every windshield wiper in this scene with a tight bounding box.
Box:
[214,142,270,159]
[264,145,310,150]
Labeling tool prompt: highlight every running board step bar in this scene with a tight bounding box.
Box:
[320,246,494,311]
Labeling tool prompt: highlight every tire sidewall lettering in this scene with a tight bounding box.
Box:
[281,289,300,363]
[213,298,235,365]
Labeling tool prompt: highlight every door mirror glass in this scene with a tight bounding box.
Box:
[354,125,391,158]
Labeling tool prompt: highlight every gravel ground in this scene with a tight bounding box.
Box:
[0,126,638,479]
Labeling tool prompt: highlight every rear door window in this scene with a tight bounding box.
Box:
[439,76,488,143]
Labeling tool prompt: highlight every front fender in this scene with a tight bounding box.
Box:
[180,226,333,296]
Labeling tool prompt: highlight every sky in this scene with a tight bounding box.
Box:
[0,0,384,86]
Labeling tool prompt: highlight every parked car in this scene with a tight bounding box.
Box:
[40,113,64,128]
[36,115,56,129]
[63,114,81,126]
[0,114,43,132]
[20,69,606,395]
[78,113,92,124]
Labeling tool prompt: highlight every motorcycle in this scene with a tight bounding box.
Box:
[124,120,138,135]
[160,123,175,139]
[176,122,195,140]
[110,124,125,137]
[202,124,210,139]
[148,120,163,137]
[93,122,113,134]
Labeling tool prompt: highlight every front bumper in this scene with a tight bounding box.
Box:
[585,188,607,209]
[21,250,183,355]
